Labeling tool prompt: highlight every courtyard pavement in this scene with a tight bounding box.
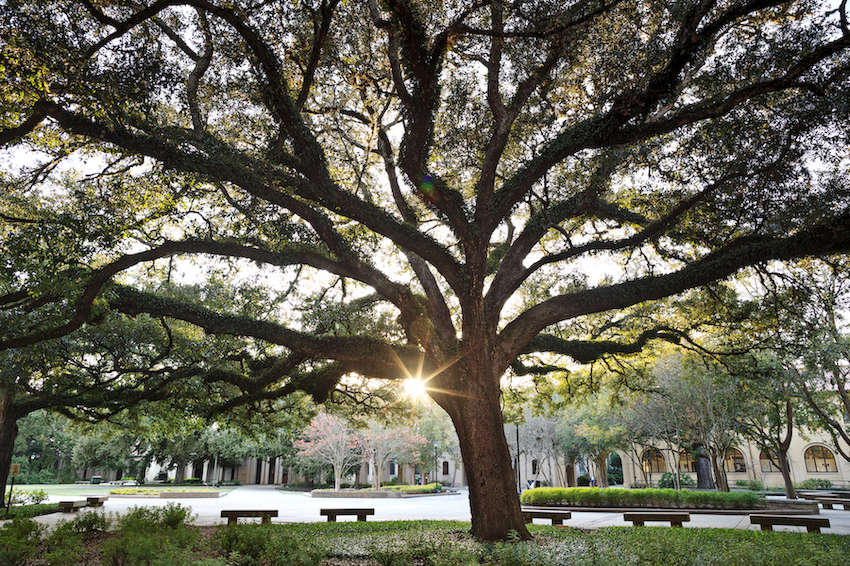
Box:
[23,485,850,534]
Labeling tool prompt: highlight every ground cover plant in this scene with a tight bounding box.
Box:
[2,513,850,565]
[521,487,765,509]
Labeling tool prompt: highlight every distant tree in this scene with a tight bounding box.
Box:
[295,412,361,491]
[415,403,461,486]
[506,411,566,487]
[0,313,208,503]
[731,355,805,499]
[557,394,629,488]
[751,258,850,464]
[358,420,427,490]
[71,429,145,479]
[12,410,76,484]
[660,353,741,492]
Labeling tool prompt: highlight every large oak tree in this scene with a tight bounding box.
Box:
[2,0,850,539]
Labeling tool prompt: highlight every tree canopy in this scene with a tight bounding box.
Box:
[2,0,850,539]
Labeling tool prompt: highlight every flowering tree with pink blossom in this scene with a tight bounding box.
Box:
[359,420,428,491]
[294,412,360,491]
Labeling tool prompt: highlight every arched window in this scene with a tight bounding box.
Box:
[759,451,780,473]
[678,451,695,473]
[804,446,837,473]
[723,448,747,473]
[641,448,666,474]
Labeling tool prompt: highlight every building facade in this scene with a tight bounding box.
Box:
[618,431,850,490]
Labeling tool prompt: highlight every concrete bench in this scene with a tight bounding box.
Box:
[750,514,830,533]
[86,496,109,507]
[59,500,87,513]
[521,508,573,525]
[320,508,375,522]
[623,512,690,527]
[815,498,850,510]
[220,510,279,525]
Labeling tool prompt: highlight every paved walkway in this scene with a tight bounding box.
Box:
[25,485,850,534]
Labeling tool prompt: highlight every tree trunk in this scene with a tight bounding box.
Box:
[594,452,610,488]
[0,391,20,508]
[437,372,531,541]
[777,447,796,499]
[174,456,187,484]
[333,465,342,491]
[709,448,729,492]
[695,448,715,489]
[778,400,796,499]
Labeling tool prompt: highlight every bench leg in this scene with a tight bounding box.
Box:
[806,526,821,533]
[227,517,238,526]
[326,515,337,522]
[357,515,367,521]
[823,503,834,509]
[261,516,271,525]
[552,519,563,526]
[632,521,645,527]
[759,524,773,531]
[672,522,683,528]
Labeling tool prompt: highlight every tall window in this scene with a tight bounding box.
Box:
[389,460,396,475]
[442,461,449,476]
[678,452,695,473]
[760,451,780,473]
[804,446,837,473]
[531,459,539,475]
[641,448,666,474]
[723,448,747,473]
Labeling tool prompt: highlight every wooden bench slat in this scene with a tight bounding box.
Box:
[58,500,87,513]
[623,512,690,527]
[749,514,830,533]
[320,508,375,522]
[220,510,279,525]
[816,498,850,510]
[520,509,573,525]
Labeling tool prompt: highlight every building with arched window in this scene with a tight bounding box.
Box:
[619,435,849,489]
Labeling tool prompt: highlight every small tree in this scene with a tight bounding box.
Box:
[359,420,426,490]
[295,413,360,491]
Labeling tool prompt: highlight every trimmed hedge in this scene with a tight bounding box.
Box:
[382,482,443,494]
[520,487,764,509]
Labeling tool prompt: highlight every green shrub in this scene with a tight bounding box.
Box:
[383,482,442,494]
[71,509,113,533]
[0,517,44,566]
[101,504,199,566]
[658,473,696,489]
[6,488,50,504]
[215,523,324,566]
[520,487,764,509]
[577,474,591,486]
[795,478,833,490]
[44,520,86,566]
[735,479,766,491]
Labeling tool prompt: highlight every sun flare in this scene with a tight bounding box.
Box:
[402,377,428,398]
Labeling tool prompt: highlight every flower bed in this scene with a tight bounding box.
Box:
[108,488,219,498]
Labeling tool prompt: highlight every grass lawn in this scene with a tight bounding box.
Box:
[3,514,849,566]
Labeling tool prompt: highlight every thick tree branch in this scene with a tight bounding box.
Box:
[496,210,850,372]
